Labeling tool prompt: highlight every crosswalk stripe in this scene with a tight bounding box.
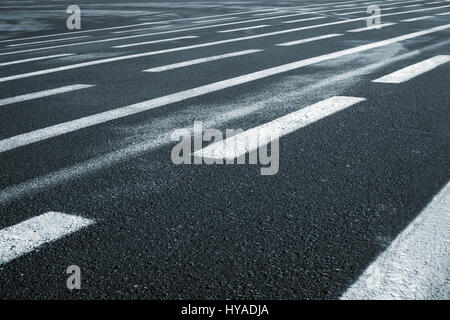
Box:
[193,96,366,160]
[372,55,450,83]
[217,25,270,33]
[341,181,450,300]
[275,33,343,46]
[6,35,91,47]
[347,22,397,32]
[0,84,94,107]
[0,212,94,265]
[193,17,240,24]
[143,49,262,72]
[0,53,74,67]
[0,21,167,44]
[0,24,447,153]
[401,15,434,22]
[282,16,326,24]
[112,35,199,48]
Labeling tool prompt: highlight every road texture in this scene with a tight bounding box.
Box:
[0,0,449,299]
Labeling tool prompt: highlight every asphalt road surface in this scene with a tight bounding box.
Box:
[0,0,449,300]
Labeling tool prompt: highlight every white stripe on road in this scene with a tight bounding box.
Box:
[401,15,433,22]
[341,181,450,300]
[143,49,262,72]
[0,84,94,107]
[112,35,199,48]
[337,6,400,15]
[0,24,447,153]
[193,17,240,24]
[0,212,94,265]
[193,96,366,160]
[347,23,397,32]
[373,55,450,83]
[282,16,326,24]
[217,25,270,33]
[275,33,343,46]
[0,21,167,44]
[6,35,91,47]
[436,11,450,15]
[0,53,74,67]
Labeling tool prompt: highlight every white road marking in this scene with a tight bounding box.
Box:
[276,33,343,46]
[373,55,450,83]
[401,15,434,21]
[253,11,286,17]
[6,35,91,47]
[436,11,450,15]
[217,25,270,33]
[193,17,240,24]
[112,35,199,48]
[0,21,167,44]
[0,24,447,153]
[341,181,450,300]
[282,16,326,24]
[194,96,366,160]
[347,22,397,32]
[143,49,262,72]
[0,212,94,265]
[0,53,74,67]
[337,6,400,15]
[0,84,94,107]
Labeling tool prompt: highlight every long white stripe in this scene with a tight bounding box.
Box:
[436,11,450,15]
[276,33,343,46]
[194,96,366,160]
[401,15,433,22]
[217,25,270,33]
[0,212,94,265]
[112,35,198,48]
[341,181,450,300]
[0,24,447,153]
[373,55,450,83]
[0,84,94,107]
[6,35,90,47]
[0,21,167,44]
[143,49,262,72]
[282,16,326,24]
[347,22,397,32]
[0,53,74,67]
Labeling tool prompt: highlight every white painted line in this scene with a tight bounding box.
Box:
[0,24,447,153]
[373,55,450,83]
[276,33,344,46]
[112,35,199,48]
[0,212,94,265]
[401,15,434,22]
[0,53,74,67]
[0,84,94,107]
[143,49,262,72]
[282,16,326,24]
[338,6,400,15]
[6,35,91,47]
[193,17,239,24]
[436,11,450,15]
[0,21,168,44]
[217,25,270,33]
[347,22,397,32]
[194,96,366,160]
[341,181,450,300]
[253,11,287,17]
